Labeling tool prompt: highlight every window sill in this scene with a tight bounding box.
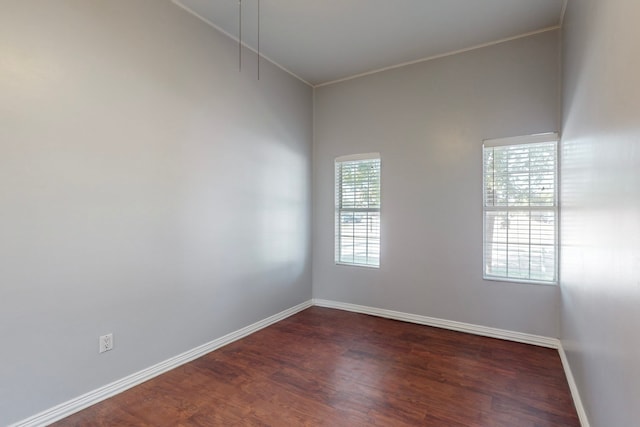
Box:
[483,275,557,286]
[336,262,380,269]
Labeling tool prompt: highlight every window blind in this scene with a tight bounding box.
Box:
[335,153,381,267]
[483,134,558,284]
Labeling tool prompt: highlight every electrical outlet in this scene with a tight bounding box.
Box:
[99,333,113,353]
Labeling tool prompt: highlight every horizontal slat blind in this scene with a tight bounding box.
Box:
[483,138,557,283]
[335,154,380,267]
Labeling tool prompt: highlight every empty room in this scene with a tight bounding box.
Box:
[1,0,638,426]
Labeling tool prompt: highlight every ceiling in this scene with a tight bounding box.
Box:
[173,0,566,86]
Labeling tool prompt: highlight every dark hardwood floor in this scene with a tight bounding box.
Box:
[52,307,579,426]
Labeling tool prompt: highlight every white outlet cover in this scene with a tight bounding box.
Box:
[99,333,113,353]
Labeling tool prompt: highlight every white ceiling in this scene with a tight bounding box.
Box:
[173,0,565,86]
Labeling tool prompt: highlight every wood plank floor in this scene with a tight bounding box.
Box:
[52,307,579,426]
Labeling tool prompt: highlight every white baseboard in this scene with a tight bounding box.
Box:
[313,299,593,426]
[313,298,560,348]
[558,344,590,427]
[13,298,589,427]
[11,300,313,427]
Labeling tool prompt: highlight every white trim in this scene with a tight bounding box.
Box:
[335,152,380,162]
[315,26,561,88]
[335,261,379,269]
[482,275,558,286]
[558,344,591,427]
[315,300,590,424]
[172,0,563,89]
[313,298,590,427]
[483,132,559,148]
[10,300,313,427]
[171,0,312,87]
[14,299,586,426]
[312,299,560,348]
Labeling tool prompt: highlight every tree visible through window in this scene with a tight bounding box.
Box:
[335,153,381,267]
[483,134,558,284]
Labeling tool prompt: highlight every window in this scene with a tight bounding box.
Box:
[335,153,381,267]
[483,134,558,284]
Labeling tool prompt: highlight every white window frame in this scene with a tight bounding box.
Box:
[482,133,559,285]
[335,153,381,268]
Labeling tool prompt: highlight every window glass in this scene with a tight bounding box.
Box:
[335,154,381,268]
[483,135,558,284]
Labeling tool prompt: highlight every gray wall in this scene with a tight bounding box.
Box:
[561,0,640,425]
[313,31,561,337]
[0,1,312,424]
